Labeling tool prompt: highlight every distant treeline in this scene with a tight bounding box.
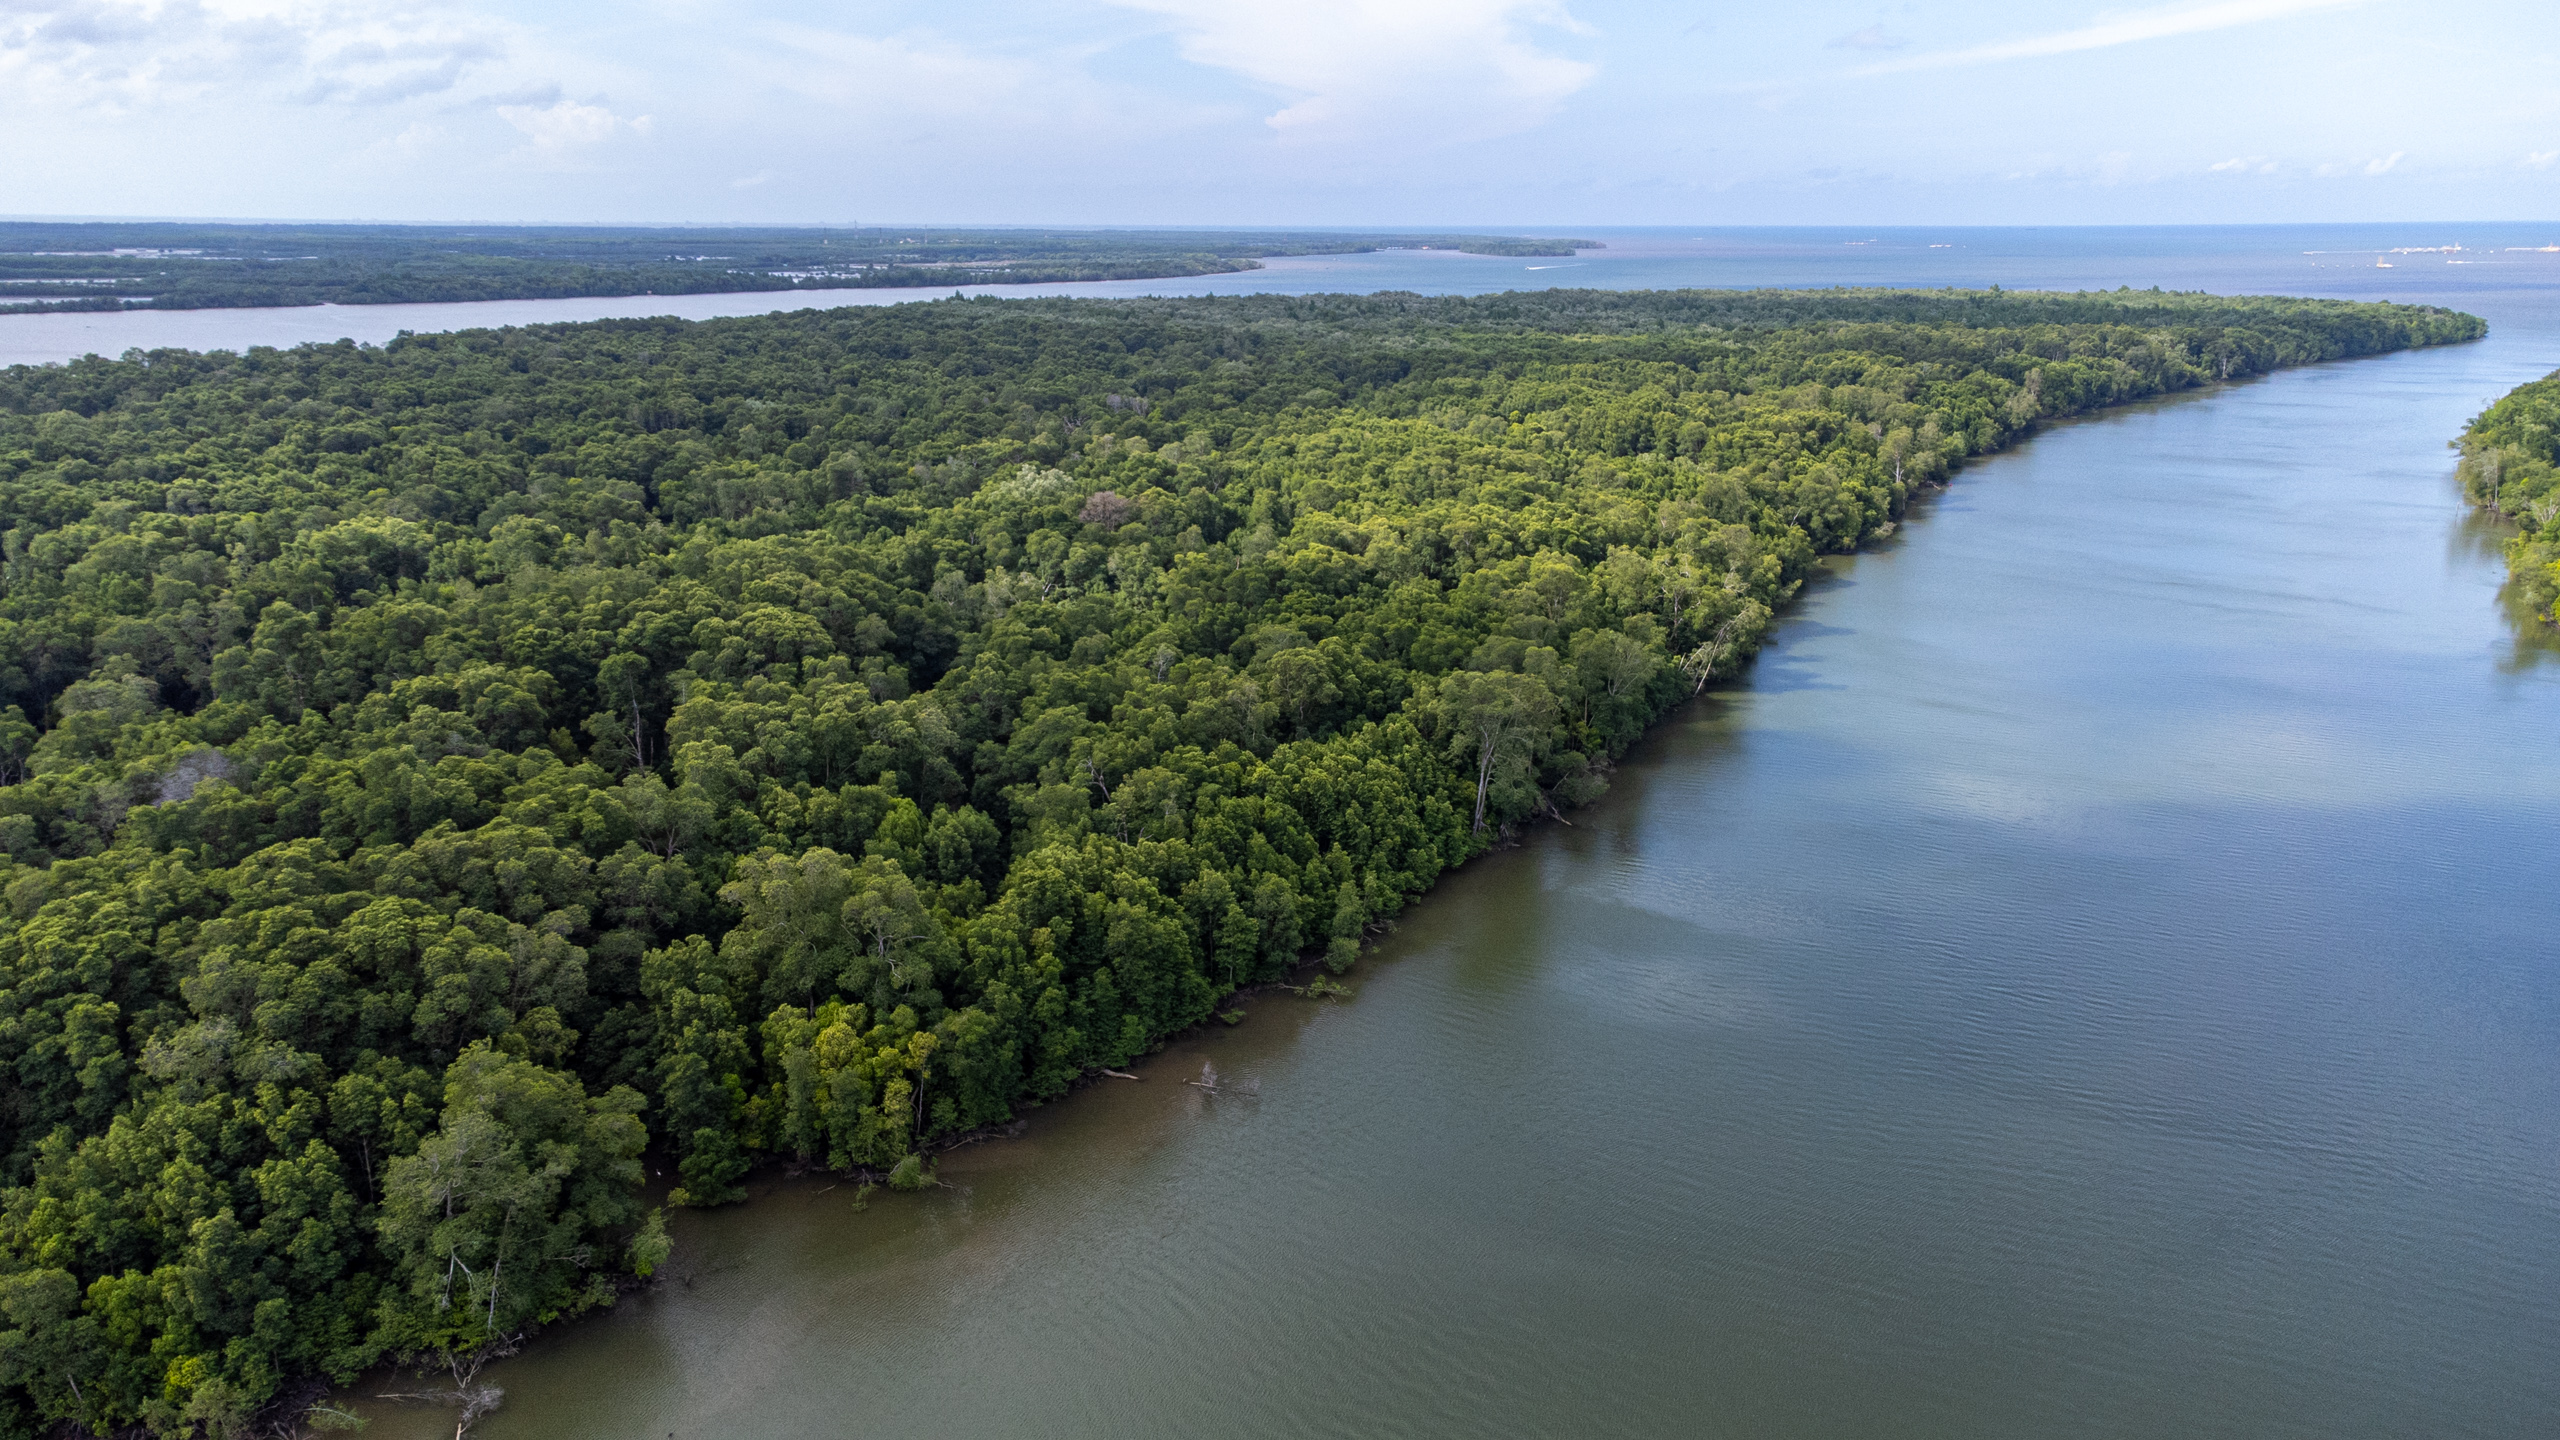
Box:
[2458,368,2560,619]
[0,224,1599,314]
[0,287,2480,1438]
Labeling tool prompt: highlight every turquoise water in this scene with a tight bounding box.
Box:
[80,230,2555,1438]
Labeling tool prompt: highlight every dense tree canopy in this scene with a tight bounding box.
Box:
[0,286,2479,1435]
[2458,366,2560,619]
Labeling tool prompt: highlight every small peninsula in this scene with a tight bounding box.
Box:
[0,287,2481,1437]
[2457,366,2560,620]
[0,224,1598,315]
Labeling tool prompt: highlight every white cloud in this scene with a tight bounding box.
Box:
[0,0,2545,229]
[496,98,649,159]
[390,120,441,158]
[1851,0,2365,77]
[2363,149,2402,174]
[0,0,503,112]
[750,23,1218,158]
[0,0,659,200]
[1110,0,1595,141]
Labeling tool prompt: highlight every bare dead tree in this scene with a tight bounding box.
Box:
[373,1338,517,1440]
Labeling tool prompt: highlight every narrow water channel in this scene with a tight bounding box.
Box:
[324,260,2560,1438]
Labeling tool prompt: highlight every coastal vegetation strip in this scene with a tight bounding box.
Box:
[0,223,1598,315]
[0,287,2479,1437]
[2457,367,2560,620]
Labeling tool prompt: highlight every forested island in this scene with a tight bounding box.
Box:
[0,224,1595,315]
[2458,367,2560,620]
[0,287,2481,1437]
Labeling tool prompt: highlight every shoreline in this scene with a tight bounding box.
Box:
[314,329,2486,1439]
[0,239,1601,322]
[0,292,2478,1434]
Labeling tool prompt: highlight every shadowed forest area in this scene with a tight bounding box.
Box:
[0,287,2481,1437]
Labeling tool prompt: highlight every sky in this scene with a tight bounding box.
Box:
[1,0,2555,227]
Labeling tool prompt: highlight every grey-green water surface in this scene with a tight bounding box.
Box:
[338,243,2560,1439]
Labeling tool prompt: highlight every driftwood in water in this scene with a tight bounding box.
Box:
[375,1342,513,1439]
[1184,1061,1260,1097]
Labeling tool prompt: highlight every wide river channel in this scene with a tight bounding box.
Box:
[13,229,2556,1436]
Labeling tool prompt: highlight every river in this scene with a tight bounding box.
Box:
[17,231,2553,1437]
[6,225,2558,370]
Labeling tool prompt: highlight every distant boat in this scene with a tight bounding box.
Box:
[2375,259,2393,268]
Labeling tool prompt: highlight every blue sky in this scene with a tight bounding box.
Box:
[3,0,2554,225]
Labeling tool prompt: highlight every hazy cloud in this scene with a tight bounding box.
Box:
[389,120,440,157]
[0,0,504,110]
[751,25,1212,150]
[0,0,2547,229]
[497,98,649,159]
[1851,0,2364,77]
[1826,25,1906,51]
[1111,0,1596,140]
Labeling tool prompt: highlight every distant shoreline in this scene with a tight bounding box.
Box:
[0,222,1599,317]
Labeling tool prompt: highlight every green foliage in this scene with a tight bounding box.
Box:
[624,1208,670,1281]
[371,1044,647,1354]
[2457,367,2560,620]
[0,286,2477,1434]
